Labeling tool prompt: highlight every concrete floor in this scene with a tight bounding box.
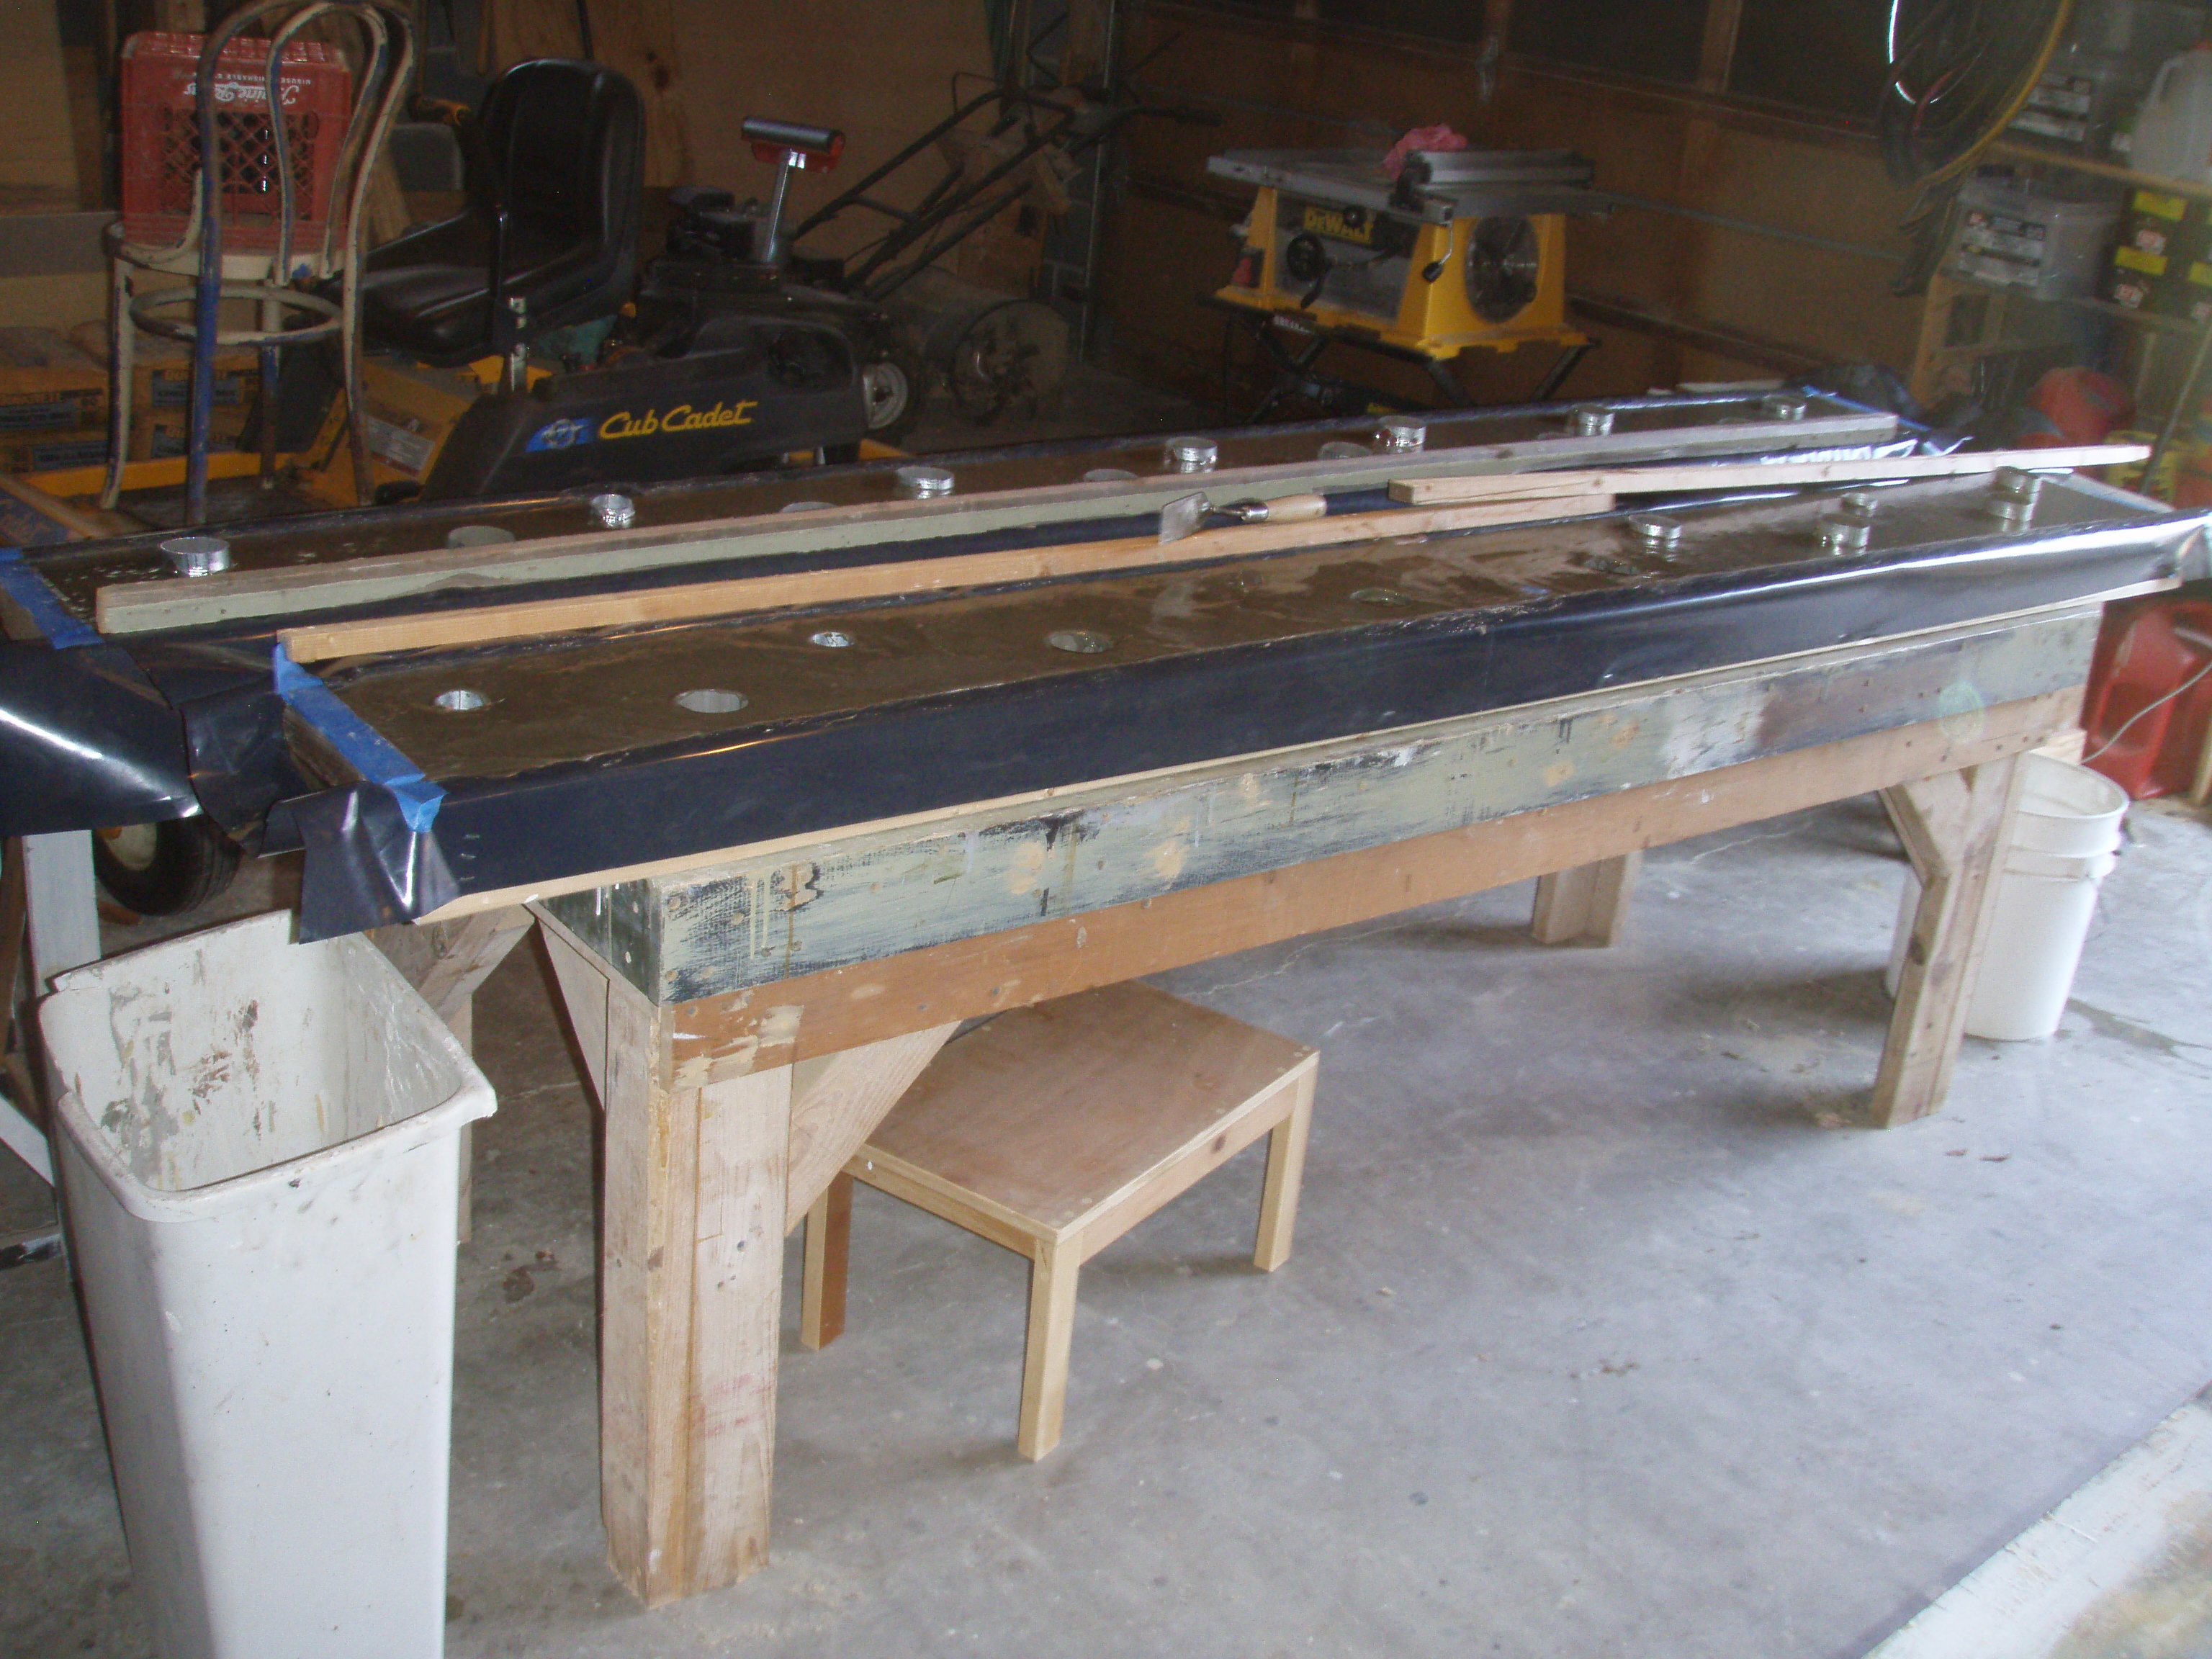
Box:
[6,788,2212,1658]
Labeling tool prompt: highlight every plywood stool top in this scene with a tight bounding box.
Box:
[863,981,1316,1236]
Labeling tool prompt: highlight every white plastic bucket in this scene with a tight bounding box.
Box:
[2010,752,2131,858]
[1884,755,2128,1041]
[41,910,494,1659]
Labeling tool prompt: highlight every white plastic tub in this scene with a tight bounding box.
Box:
[1951,174,2122,300]
[41,909,494,1659]
[1885,755,2128,1040]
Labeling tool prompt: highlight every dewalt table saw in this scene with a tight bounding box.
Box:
[1208,146,1606,418]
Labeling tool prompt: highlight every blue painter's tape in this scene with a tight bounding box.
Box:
[272,643,445,834]
[0,547,102,649]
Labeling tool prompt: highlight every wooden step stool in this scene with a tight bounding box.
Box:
[799,981,1319,1460]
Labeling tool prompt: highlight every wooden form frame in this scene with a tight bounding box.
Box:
[89,408,1897,638]
[513,594,2098,1608]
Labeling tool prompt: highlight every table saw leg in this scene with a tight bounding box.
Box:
[1871,754,2027,1128]
[1531,852,1641,947]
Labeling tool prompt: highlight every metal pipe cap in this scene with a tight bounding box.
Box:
[160,534,231,577]
[895,465,956,499]
[1164,436,1218,473]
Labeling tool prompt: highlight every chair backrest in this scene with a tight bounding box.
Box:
[477,59,643,255]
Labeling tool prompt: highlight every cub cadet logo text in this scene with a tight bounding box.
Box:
[599,400,758,441]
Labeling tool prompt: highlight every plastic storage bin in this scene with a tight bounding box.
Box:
[1950,175,2121,300]
[41,909,494,1659]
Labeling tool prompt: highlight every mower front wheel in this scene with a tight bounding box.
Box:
[860,338,929,445]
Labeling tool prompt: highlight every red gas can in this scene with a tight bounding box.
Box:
[2080,595,2212,799]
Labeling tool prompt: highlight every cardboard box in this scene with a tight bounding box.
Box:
[0,428,110,475]
[132,408,252,462]
[2100,241,2175,313]
[2118,188,2210,266]
[0,327,107,437]
[2180,257,2212,327]
[68,323,264,415]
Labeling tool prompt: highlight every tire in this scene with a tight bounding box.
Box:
[859,334,929,445]
[94,818,242,917]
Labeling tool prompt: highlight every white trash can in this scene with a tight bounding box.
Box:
[40,909,494,1659]
[1884,753,2128,1041]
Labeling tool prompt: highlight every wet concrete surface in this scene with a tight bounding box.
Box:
[5,791,2211,1658]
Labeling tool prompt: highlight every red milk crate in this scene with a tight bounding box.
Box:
[119,32,352,255]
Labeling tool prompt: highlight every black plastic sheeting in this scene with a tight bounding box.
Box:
[0,428,1923,848]
[0,642,199,835]
[281,511,2203,938]
[0,631,317,845]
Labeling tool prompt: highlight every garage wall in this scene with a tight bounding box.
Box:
[1099,1,1925,407]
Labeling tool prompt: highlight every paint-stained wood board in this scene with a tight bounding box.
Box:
[659,684,2082,1071]
[538,603,2100,1004]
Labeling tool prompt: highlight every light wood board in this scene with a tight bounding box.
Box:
[276,492,1614,661]
[89,414,1897,636]
[1388,444,2147,505]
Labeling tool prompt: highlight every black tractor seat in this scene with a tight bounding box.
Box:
[359,58,643,364]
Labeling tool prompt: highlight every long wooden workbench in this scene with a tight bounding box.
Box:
[390,596,2098,1606]
[3,406,2196,1614]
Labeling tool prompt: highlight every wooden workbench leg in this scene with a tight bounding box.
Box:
[22,830,100,992]
[1871,755,2027,1128]
[540,923,612,1107]
[597,989,795,1605]
[1017,1233,1082,1462]
[370,906,533,1241]
[783,1021,958,1231]
[1531,852,1641,946]
[799,1173,853,1351]
[1,840,49,1182]
[1254,1062,1316,1272]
